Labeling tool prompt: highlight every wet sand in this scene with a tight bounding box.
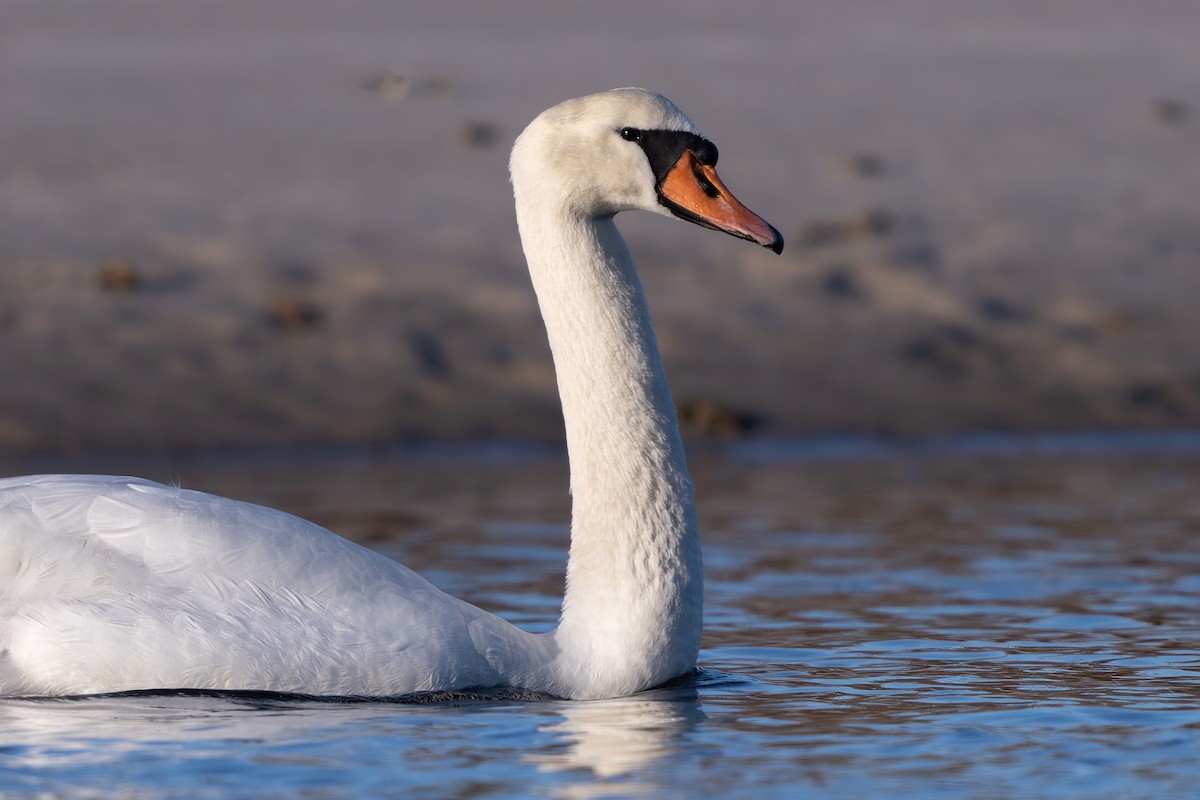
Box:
[2,0,1199,453]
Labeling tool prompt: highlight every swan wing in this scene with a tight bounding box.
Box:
[0,475,514,696]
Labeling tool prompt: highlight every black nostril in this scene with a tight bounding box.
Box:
[692,161,720,198]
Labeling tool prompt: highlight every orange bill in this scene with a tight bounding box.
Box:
[658,150,784,254]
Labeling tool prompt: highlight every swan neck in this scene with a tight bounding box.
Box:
[516,199,702,698]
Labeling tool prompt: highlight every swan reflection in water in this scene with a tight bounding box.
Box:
[529,684,705,790]
[0,685,703,791]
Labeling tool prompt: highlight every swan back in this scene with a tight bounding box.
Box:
[0,475,547,696]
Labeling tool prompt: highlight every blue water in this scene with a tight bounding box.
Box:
[2,441,1199,797]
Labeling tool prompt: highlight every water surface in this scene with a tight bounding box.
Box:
[2,440,1199,797]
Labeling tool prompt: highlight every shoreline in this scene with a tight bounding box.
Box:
[7,429,1200,478]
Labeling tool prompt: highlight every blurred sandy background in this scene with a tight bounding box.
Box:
[2,0,1198,455]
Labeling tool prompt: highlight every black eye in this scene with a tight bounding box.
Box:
[619,127,642,142]
[693,139,719,167]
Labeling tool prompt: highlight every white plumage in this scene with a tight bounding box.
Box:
[0,89,781,700]
[1,474,544,696]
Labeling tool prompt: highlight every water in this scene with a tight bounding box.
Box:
[2,439,1199,797]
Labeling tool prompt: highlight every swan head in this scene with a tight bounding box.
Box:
[511,88,783,254]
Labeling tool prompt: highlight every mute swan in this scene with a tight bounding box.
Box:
[0,89,782,700]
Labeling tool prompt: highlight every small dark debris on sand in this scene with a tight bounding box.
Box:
[902,324,996,378]
[677,397,763,437]
[1125,381,1186,417]
[409,330,451,379]
[976,296,1030,323]
[454,121,503,149]
[420,74,454,97]
[821,268,868,301]
[97,259,142,292]
[797,210,895,249]
[839,152,887,179]
[361,72,454,101]
[267,297,323,330]
[362,72,412,101]
[1151,98,1190,127]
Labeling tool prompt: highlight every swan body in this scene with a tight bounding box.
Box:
[0,89,782,700]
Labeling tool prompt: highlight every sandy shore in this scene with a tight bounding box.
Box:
[2,0,1199,454]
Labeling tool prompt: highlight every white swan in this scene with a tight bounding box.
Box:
[0,89,782,701]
